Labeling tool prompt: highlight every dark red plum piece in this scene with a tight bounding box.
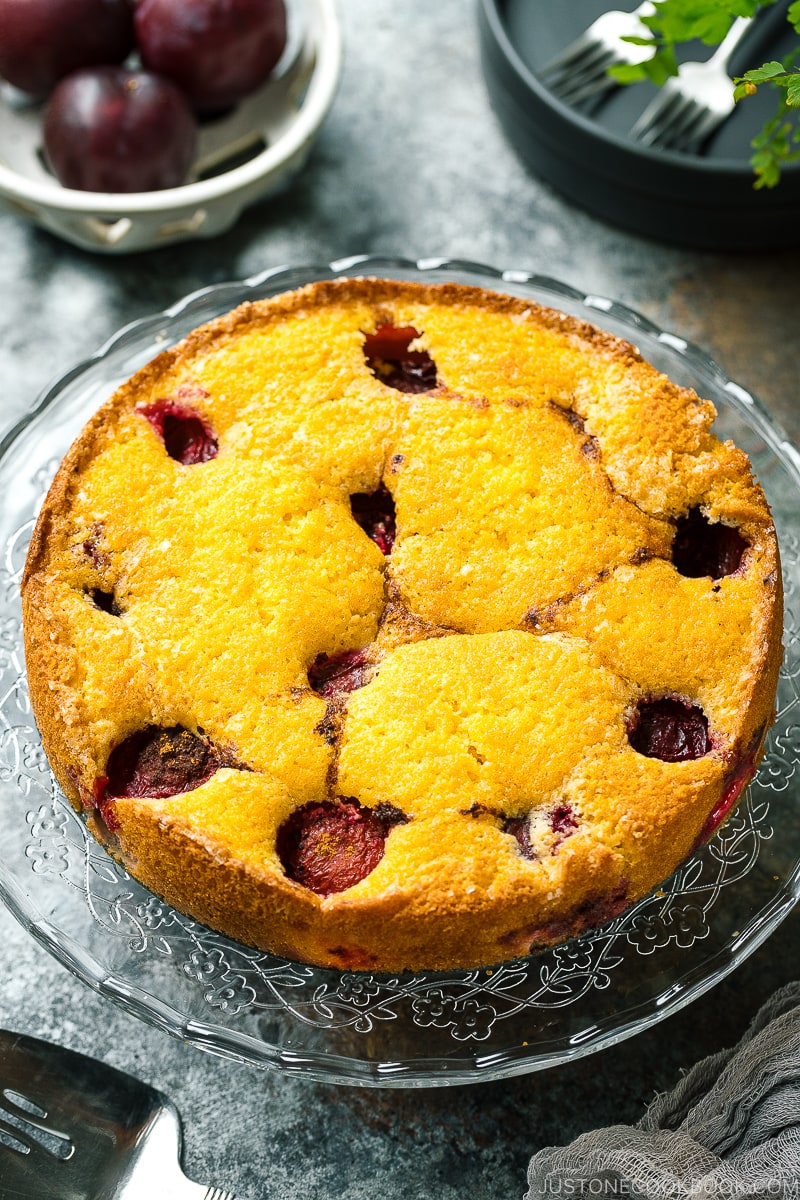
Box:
[550,803,579,837]
[350,484,396,554]
[308,650,369,697]
[628,698,711,762]
[135,0,287,113]
[363,324,438,393]
[505,802,578,859]
[99,726,220,802]
[505,815,534,859]
[697,758,753,846]
[501,882,630,950]
[694,725,765,847]
[277,798,408,895]
[43,67,196,193]
[672,508,748,579]
[138,398,218,464]
[0,0,134,96]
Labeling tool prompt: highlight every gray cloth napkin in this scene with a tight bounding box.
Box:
[526,981,800,1199]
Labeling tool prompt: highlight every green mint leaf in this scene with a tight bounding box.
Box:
[695,14,740,44]
[609,63,650,84]
[640,45,680,85]
[742,60,791,81]
[753,161,780,188]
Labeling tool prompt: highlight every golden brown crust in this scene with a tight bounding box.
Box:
[21,277,783,972]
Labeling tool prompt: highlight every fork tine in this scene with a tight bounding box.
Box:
[631,87,689,144]
[658,100,706,151]
[561,67,621,107]
[681,107,727,150]
[538,33,598,80]
[539,46,608,94]
[661,102,726,153]
[636,88,722,151]
[547,50,618,104]
[0,1114,34,1156]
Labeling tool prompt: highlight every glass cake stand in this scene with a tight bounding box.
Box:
[2,256,800,1087]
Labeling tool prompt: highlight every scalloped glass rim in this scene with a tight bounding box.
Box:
[1,255,799,1088]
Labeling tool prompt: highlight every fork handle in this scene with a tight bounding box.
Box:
[708,16,753,69]
[710,0,792,72]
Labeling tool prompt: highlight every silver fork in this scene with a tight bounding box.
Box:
[539,2,656,107]
[630,15,752,151]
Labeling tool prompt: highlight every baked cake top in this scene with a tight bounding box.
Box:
[21,278,782,970]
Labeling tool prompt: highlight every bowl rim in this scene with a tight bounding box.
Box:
[0,0,342,215]
[478,0,800,180]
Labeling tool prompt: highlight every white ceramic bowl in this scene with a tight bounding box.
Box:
[0,0,341,253]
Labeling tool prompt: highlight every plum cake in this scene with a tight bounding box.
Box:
[21,278,783,971]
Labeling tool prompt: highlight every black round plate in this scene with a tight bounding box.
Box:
[478,0,800,249]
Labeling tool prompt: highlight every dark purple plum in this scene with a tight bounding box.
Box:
[672,507,748,579]
[138,398,218,464]
[0,0,134,97]
[628,697,711,762]
[100,726,220,802]
[350,485,397,554]
[363,325,439,393]
[277,799,408,895]
[43,68,197,193]
[308,650,369,697]
[135,0,288,113]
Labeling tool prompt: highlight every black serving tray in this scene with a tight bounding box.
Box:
[478,0,800,249]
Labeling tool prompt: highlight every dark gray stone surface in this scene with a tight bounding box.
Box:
[1,3,799,1197]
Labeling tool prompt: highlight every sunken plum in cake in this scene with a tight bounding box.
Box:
[21,278,783,972]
